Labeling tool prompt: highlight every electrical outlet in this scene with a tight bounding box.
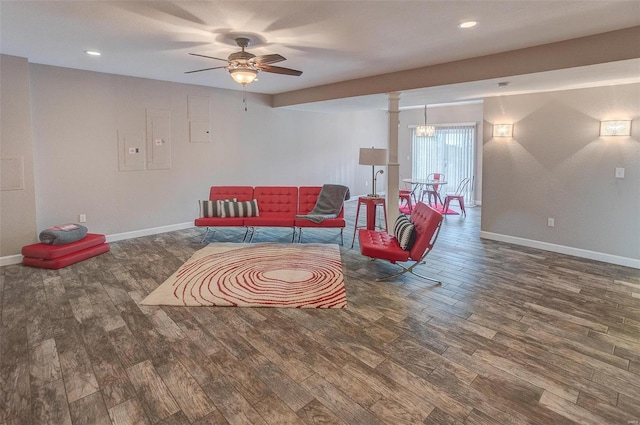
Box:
[547,217,555,227]
[79,214,87,223]
[615,167,625,179]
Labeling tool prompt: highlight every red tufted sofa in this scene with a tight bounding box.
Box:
[195,186,346,243]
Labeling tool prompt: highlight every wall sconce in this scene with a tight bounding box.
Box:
[493,124,513,138]
[359,147,387,197]
[600,120,631,137]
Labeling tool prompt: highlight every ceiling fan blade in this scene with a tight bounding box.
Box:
[188,53,229,62]
[259,64,302,76]
[251,54,286,65]
[184,66,227,74]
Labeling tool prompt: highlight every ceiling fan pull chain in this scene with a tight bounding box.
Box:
[243,86,248,112]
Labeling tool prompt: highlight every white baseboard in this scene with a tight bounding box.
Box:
[0,254,23,267]
[0,222,195,267]
[106,222,194,243]
[480,231,640,269]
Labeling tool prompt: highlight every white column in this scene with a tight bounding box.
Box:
[386,92,401,227]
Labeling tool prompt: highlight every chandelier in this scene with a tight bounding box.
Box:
[416,105,435,137]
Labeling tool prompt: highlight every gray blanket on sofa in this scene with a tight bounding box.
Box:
[296,184,350,224]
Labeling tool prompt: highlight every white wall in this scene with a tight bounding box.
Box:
[398,102,484,203]
[1,60,387,257]
[482,84,640,267]
[0,55,37,257]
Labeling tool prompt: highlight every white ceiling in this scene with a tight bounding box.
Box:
[1,1,639,110]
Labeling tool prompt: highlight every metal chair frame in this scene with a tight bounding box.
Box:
[421,173,445,206]
[201,226,251,243]
[297,227,344,245]
[443,177,473,217]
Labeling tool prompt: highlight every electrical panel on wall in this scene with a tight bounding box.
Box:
[188,95,211,143]
[146,109,172,169]
[117,130,145,171]
[0,156,25,190]
[189,121,211,143]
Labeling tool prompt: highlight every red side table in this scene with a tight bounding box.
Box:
[351,196,388,248]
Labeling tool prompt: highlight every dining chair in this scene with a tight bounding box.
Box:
[421,173,444,206]
[443,177,472,216]
[399,191,413,214]
[399,178,416,200]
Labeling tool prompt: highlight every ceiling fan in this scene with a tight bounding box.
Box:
[186,37,302,86]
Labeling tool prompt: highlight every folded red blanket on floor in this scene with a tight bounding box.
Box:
[22,233,106,259]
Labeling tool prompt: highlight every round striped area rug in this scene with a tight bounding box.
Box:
[141,243,346,309]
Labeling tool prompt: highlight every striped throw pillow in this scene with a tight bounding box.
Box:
[394,214,415,251]
[218,199,260,218]
[199,200,218,218]
[199,198,237,218]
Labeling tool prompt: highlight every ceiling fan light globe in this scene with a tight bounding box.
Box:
[229,68,258,85]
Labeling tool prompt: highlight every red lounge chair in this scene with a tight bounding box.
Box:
[358,202,443,284]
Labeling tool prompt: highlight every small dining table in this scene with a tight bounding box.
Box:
[402,178,448,206]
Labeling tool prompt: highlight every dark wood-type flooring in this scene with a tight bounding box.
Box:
[2,202,640,425]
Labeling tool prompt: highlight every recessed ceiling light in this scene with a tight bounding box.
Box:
[84,50,101,56]
[458,21,477,29]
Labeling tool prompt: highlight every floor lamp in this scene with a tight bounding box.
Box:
[359,147,388,197]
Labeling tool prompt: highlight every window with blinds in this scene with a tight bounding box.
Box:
[411,123,476,205]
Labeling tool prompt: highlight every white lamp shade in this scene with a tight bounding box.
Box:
[359,148,387,165]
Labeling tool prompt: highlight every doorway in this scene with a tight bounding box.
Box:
[411,123,476,205]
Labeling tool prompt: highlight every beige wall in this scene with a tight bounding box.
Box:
[3,54,638,268]
[0,55,38,257]
[482,84,640,265]
[0,59,386,258]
